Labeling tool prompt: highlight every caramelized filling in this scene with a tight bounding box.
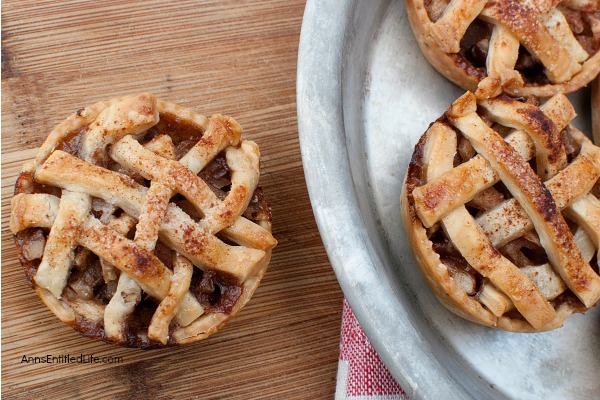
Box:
[140,112,206,159]
[15,171,60,196]
[55,126,87,156]
[14,228,46,285]
[14,112,271,347]
[189,269,243,312]
[199,152,231,199]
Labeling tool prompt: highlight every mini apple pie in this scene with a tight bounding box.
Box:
[406,0,600,98]
[10,94,277,347]
[401,91,600,332]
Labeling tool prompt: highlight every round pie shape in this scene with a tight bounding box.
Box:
[401,91,600,332]
[406,0,600,98]
[10,94,277,348]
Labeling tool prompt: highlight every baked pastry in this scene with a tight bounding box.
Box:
[406,0,600,98]
[10,94,277,348]
[401,91,600,332]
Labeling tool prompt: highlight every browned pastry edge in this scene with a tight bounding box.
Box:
[405,0,600,97]
[405,0,482,93]
[400,131,495,327]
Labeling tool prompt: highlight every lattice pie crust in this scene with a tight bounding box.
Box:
[406,0,600,98]
[402,92,600,332]
[10,94,277,347]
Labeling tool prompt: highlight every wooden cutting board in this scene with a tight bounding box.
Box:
[1,1,344,398]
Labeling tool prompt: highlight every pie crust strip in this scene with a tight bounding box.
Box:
[148,255,194,344]
[478,283,512,317]
[480,2,582,83]
[429,0,488,53]
[414,94,575,227]
[543,8,589,64]
[476,25,523,98]
[424,121,555,328]
[521,263,567,300]
[479,96,567,180]
[134,181,173,251]
[134,135,178,252]
[449,96,600,308]
[178,114,242,174]
[80,94,159,164]
[79,217,173,299]
[103,273,142,341]
[565,195,600,252]
[205,142,260,233]
[34,191,91,299]
[486,25,521,81]
[10,193,59,233]
[573,227,596,262]
[143,134,176,160]
[100,214,136,284]
[479,137,600,247]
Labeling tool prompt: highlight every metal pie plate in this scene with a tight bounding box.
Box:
[297,1,600,399]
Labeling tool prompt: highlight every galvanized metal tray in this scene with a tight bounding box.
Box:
[297,1,600,399]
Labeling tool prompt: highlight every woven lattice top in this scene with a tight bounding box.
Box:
[10,94,277,347]
[403,91,600,332]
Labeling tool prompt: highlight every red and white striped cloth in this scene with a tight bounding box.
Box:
[335,299,409,400]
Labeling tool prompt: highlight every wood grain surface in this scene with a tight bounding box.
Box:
[1,1,344,398]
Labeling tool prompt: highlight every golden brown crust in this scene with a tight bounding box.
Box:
[401,92,600,332]
[405,0,600,97]
[11,94,276,348]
